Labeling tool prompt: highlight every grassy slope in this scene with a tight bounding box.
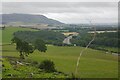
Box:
[2,27,118,78]
[105,47,118,52]
[2,45,118,78]
[2,58,66,78]
[0,30,1,41]
[0,29,1,78]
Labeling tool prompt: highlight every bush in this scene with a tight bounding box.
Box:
[39,60,56,72]
[31,61,38,66]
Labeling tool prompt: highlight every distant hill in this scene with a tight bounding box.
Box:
[1,13,64,25]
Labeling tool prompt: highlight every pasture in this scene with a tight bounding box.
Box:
[2,44,118,78]
[1,27,118,78]
[2,27,37,43]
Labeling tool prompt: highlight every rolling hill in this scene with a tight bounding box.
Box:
[1,13,64,25]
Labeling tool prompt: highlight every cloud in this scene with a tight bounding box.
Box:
[1,0,119,2]
[43,12,117,24]
[2,2,118,24]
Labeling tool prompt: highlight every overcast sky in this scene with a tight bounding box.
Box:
[2,2,118,24]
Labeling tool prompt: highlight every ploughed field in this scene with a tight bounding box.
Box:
[1,27,118,78]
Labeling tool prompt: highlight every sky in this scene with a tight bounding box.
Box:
[1,0,119,2]
[1,2,118,24]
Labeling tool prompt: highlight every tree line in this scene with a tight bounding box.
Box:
[71,32,119,52]
[13,30,65,46]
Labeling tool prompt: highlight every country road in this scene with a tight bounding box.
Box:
[63,36,72,44]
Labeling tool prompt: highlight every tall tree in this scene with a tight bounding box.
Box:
[11,37,47,59]
[11,37,34,59]
[34,39,47,52]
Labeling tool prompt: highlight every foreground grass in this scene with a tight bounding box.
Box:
[2,58,67,78]
[2,44,118,78]
[0,30,2,43]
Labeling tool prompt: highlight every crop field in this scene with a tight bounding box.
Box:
[62,32,79,36]
[1,27,119,78]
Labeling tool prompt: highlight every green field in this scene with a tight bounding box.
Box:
[2,27,37,43]
[1,27,119,78]
[2,44,118,78]
[0,30,2,43]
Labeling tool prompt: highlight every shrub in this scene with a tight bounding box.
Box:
[32,61,38,65]
[39,60,56,72]
[30,61,39,67]
[2,64,5,67]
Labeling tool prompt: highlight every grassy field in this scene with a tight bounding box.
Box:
[105,47,118,52]
[0,30,2,43]
[2,44,118,78]
[1,27,119,78]
[2,27,37,43]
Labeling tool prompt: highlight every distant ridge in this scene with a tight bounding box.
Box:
[1,13,64,25]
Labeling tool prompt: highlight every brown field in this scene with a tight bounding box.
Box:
[62,32,79,36]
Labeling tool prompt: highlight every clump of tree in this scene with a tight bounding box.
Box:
[11,37,47,59]
[92,32,119,47]
[71,32,119,51]
[71,33,92,47]
[38,59,56,72]
[13,30,65,45]
[34,39,47,52]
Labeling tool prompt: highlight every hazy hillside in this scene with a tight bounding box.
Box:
[1,13,64,25]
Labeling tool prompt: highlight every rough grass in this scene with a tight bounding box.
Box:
[104,47,118,52]
[2,44,118,78]
[2,58,67,78]
[0,30,2,43]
